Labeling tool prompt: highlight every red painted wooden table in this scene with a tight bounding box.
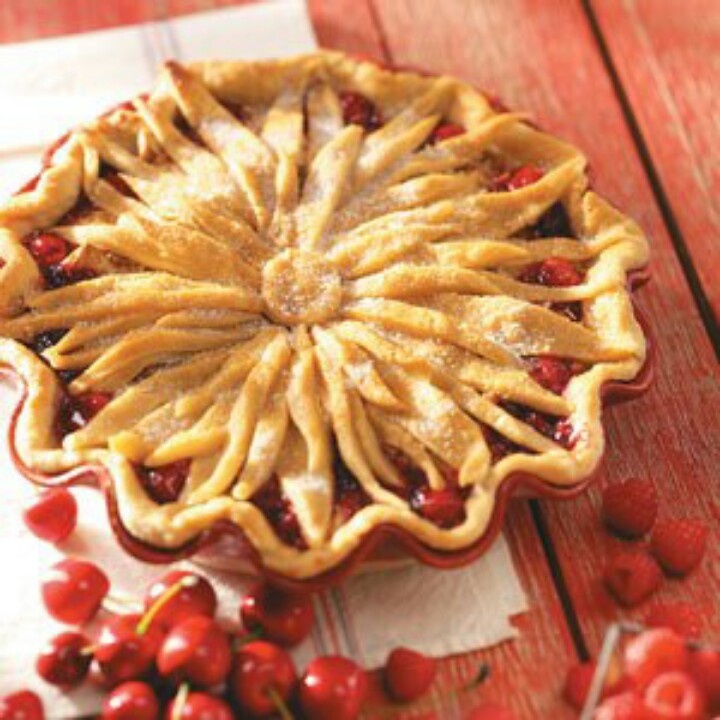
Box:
[1,1,718,718]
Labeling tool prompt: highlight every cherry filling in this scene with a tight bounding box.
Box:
[43,264,97,291]
[427,122,465,145]
[57,391,113,436]
[484,428,525,462]
[501,401,576,449]
[333,458,369,522]
[252,477,307,549]
[528,356,584,395]
[25,232,70,267]
[29,328,68,355]
[384,446,467,529]
[339,91,382,131]
[520,257,583,287]
[137,460,191,505]
[491,164,544,192]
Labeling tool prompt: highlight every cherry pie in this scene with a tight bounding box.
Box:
[0,52,649,579]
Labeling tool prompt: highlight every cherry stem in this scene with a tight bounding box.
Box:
[136,575,199,636]
[233,629,263,650]
[171,683,190,720]
[267,686,294,720]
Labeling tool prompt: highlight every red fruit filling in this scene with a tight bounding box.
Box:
[252,477,307,549]
[25,232,70,267]
[520,257,583,287]
[491,164,544,192]
[528,356,581,394]
[410,485,466,529]
[137,460,191,505]
[501,402,576,448]
[428,122,465,145]
[534,202,573,238]
[57,391,113,436]
[340,91,382,131]
[334,460,369,521]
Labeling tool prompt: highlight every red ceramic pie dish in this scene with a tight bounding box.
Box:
[0,275,653,594]
[0,63,655,593]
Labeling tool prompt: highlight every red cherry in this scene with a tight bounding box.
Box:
[410,485,466,528]
[101,681,159,720]
[644,671,705,720]
[0,691,45,720]
[624,628,689,692]
[384,647,437,702]
[144,571,217,629]
[26,233,70,266]
[231,641,297,717]
[299,656,368,720]
[41,558,110,624]
[36,631,91,687]
[429,122,465,144]
[594,693,653,720]
[165,692,233,720]
[138,460,190,505]
[688,649,720,712]
[520,257,583,287]
[23,488,77,543]
[240,583,314,647]
[95,614,164,685]
[157,616,231,687]
[339,91,382,131]
[529,357,573,395]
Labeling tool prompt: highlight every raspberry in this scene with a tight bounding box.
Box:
[563,661,597,710]
[602,479,658,539]
[603,550,662,607]
[623,628,689,692]
[651,518,708,575]
[644,602,702,638]
[644,671,705,720]
[593,692,652,720]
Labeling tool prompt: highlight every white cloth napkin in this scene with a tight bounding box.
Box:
[0,5,527,717]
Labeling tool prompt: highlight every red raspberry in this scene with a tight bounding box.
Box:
[651,518,708,576]
[624,628,689,692]
[603,550,662,607]
[602,479,658,539]
[688,649,720,712]
[644,602,702,639]
[644,671,705,720]
[563,661,597,710]
[593,692,653,720]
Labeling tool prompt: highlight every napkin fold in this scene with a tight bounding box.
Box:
[0,4,527,716]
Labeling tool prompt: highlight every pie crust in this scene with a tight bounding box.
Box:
[0,52,649,579]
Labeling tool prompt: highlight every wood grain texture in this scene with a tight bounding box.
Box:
[591,0,720,326]
[367,0,720,656]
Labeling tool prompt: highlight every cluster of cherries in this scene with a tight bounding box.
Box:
[2,486,461,720]
[564,627,720,719]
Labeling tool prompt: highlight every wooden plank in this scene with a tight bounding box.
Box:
[591,0,720,329]
[369,0,720,660]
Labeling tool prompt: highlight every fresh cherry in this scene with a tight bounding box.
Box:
[36,631,91,687]
[529,357,573,395]
[26,233,70,267]
[157,616,231,687]
[299,655,368,720]
[101,681,159,720]
[594,692,653,720]
[340,91,382,131]
[644,671,705,720]
[138,460,190,505]
[384,647,437,703]
[165,692,233,720]
[428,122,465,144]
[0,691,45,720]
[23,488,77,543]
[95,614,164,685]
[240,582,314,647]
[41,558,110,624]
[144,570,217,630]
[231,641,297,717]
[410,485,466,528]
[624,628,689,692]
[520,257,583,287]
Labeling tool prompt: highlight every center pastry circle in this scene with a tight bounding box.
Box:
[261,248,342,326]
